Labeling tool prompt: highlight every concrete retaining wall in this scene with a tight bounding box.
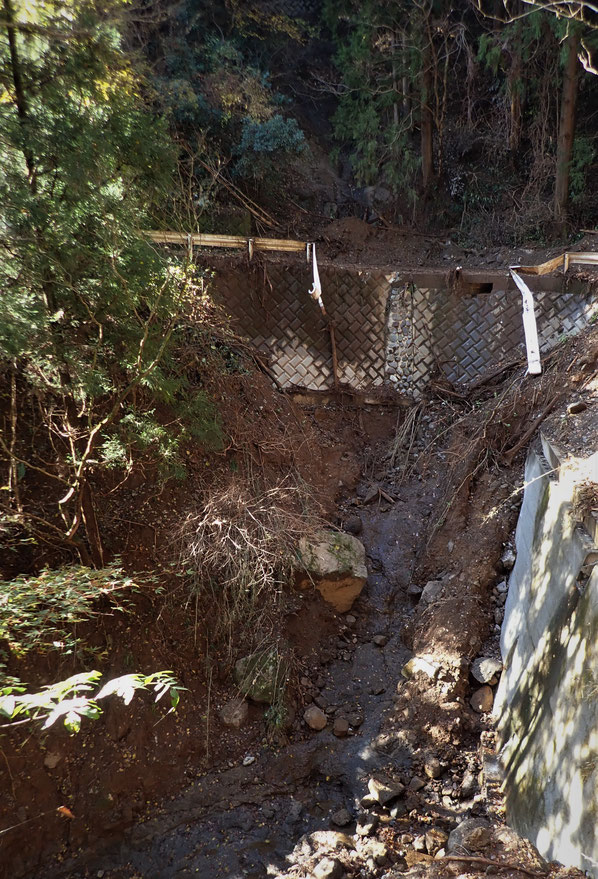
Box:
[208,258,598,397]
[495,437,598,875]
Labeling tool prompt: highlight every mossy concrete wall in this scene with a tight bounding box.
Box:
[495,440,598,875]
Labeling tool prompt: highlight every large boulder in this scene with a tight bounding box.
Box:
[233,650,287,704]
[296,530,368,613]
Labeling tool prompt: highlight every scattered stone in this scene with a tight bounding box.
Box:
[43,752,61,770]
[304,705,328,730]
[501,547,516,571]
[494,607,504,624]
[331,807,353,827]
[413,835,427,851]
[347,712,363,728]
[366,840,390,866]
[447,540,455,553]
[421,579,443,604]
[567,400,587,415]
[496,579,508,593]
[234,651,286,704]
[471,657,503,685]
[390,801,407,819]
[367,777,406,805]
[408,775,426,792]
[344,515,363,536]
[333,717,349,738]
[401,655,439,681]
[288,799,303,821]
[425,828,449,856]
[313,856,343,879]
[470,685,494,714]
[296,530,368,612]
[369,683,386,695]
[356,814,379,836]
[345,614,357,626]
[407,582,423,597]
[360,794,378,809]
[405,851,434,867]
[460,769,477,798]
[220,698,249,729]
[447,818,492,853]
[373,634,388,647]
[424,755,442,779]
[242,754,255,766]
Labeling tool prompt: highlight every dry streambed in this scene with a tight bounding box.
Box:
[47,451,580,879]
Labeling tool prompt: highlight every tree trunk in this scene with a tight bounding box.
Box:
[420,39,434,191]
[554,30,580,229]
[508,17,523,152]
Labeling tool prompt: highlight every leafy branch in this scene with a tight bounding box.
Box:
[0,669,183,734]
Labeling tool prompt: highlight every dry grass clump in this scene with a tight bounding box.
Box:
[180,474,322,664]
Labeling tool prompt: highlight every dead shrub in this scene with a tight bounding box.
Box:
[180,474,322,665]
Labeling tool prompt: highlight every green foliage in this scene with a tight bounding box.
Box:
[0,561,143,657]
[0,669,183,733]
[323,0,423,199]
[0,1,223,550]
[234,115,305,179]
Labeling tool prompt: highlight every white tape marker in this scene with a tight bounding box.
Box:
[308,243,324,311]
[511,269,542,375]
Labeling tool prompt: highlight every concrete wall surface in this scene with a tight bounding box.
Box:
[495,442,598,875]
[210,261,598,396]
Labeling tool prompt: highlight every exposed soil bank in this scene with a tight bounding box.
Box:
[6,326,598,879]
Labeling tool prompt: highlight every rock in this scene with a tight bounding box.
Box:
[408,775,426,792]
[567,400,587,415]
[496,579,508,593]
[296,530,368,613]
[389,801,407,819]
[344,515,363,535]
[220,698,249,729]
[333,717,349,738]
[447,818,491,853]
[331,807,353,827]
[356,814,379,836]
[401,655,439,681]
[43,752,61,769]
[304,705,327,730]
[360,794,378,809]
[407,583,423,597]
[367,840,389,866]
[347,712,363,728]
[413,835,427,851]
[421,580,443,603]
[460,769,477,797]
[288,799,303,821]
[501,547,516,571]
[373,634,388,647]
[423,755,442,779]
[345,614,357,626]
[234,651,286,704]
[405,851,433,867]
[471,657,502,685]
[313,857,343,879]
[368,777,406,805]
[470,685,494,714]
[425,828,448,856]
[242,754,255,766]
